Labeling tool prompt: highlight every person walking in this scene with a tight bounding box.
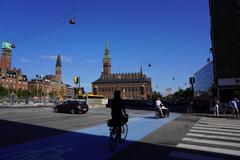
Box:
[213,97,219,117]
[229,97,239,118]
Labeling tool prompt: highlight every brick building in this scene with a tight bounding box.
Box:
[92,43,152,100]
[28,54,74,99]
[0,42,28,92]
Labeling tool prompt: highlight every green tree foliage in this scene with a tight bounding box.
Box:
[0,86,9,98]
[174,87,192,98]
[151,91,162,99]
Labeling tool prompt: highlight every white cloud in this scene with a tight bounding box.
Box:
[20,58,31,63]
[85,59,96,64]
[38,54,72,63]
[61,56,72,63]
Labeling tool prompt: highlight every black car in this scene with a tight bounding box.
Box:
[54,100,89,114]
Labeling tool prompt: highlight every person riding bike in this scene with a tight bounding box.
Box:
[110,90,128,142]
[155,98,164,117]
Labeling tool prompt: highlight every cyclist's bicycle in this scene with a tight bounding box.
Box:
[107,115,128,152]
[155,108,163,119]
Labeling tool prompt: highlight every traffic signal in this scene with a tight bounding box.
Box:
[73,76,79,84]
[189,77,195,84]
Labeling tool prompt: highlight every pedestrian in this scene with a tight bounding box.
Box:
[229,97,239,118]
[186,98,193,114]
[213,97,219,117]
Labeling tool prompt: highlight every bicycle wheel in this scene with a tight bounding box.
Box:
[121,123,128,142]
[109,129,117,152]
[155,111,160,119]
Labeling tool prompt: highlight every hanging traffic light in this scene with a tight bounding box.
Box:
[69,18,75,25]
[11,44,16,48]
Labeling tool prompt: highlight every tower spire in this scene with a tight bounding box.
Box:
[55,54,62,82]
[103,41,111,77]
[104,41,110,58]
[56,54,61,67]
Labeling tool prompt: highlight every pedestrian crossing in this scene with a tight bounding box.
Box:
[171,117,240,158]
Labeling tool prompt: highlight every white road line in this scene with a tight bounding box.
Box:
[198,121,240,126]
[183,137,240,148]
[194,124,240,130]
[197,122,240,128]
[169,151,223,160]
[192,126,240,133]
[198,119,240,125]
[177,143,240,156]
[190,129,240,137]
[187,133,240,141]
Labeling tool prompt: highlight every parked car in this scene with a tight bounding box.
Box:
[54,100,89,114]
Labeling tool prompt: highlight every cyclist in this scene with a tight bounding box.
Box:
[155,98,164,117]
[110,90,128,142]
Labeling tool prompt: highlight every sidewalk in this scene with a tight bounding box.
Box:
[0,102,55,107]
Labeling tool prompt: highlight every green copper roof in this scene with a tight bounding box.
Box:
[2,41,12,49]
[104,42,110,58]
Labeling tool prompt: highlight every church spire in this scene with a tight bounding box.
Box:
[56,54,61,67]
[104,41,110,58]
[55,54,61,82]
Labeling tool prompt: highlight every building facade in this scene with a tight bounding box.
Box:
[193,62,214,97]
[0,42,28,92]
[92,43,152,100]
[28,54,74,99]
[209,0,240,101]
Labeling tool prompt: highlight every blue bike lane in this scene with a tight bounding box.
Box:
[0,113,180,160]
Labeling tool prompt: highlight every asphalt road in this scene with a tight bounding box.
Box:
[0,105,240,160]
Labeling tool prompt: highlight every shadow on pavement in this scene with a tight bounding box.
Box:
[1,119,239,160]
[109,141,240,160]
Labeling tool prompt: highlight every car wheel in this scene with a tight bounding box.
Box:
[70,109,75,114]
[54,108,58,112]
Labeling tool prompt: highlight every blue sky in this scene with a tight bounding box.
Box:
[0,0,211,95]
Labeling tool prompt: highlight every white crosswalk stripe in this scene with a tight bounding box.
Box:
[170,117,240,158]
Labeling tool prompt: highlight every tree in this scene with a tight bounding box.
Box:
[183,87,192,98]
[151,91,162,100]
[0,86,9,98]
[174,89,184,97]
[17,88,24,99]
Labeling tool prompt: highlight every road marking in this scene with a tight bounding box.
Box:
[190,129,240,137]
[194,124,240,130]
[183,137,240,148]
[197,122,240,128]
[192,126,240,133]
[198,121,240,126]
[187,133,240,142]
[169,151,223,160]
[198,119,240,125]
[177,143,240,156]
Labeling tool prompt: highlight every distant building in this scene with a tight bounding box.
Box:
[209,0,240,101]
[0,42,28,92]
[92,43,152,100]
[28,54,74,99]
